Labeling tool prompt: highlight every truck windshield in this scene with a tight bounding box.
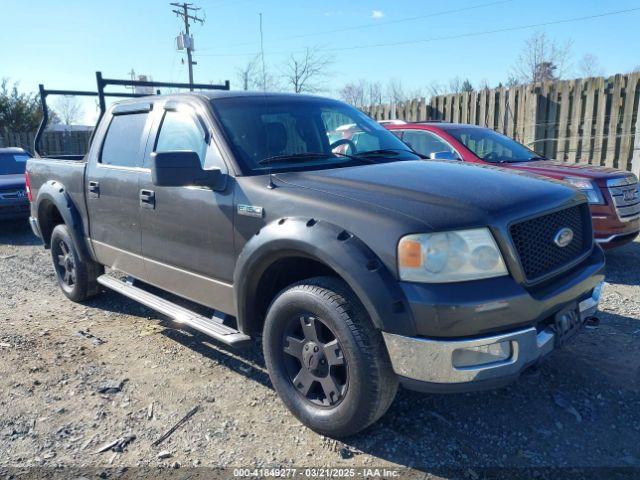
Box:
[210,96,419,174]
[0,152,29,175]
[448,128,545,163]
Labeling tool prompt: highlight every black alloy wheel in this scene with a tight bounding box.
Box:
[281,313,348,407]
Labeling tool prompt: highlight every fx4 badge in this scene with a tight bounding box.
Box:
[237,204,264,218]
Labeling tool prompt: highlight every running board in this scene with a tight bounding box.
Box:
[97,275,251,347]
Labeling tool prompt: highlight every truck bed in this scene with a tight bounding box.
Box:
[26,156,89,232]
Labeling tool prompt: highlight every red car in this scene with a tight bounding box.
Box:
[385,122,640,249]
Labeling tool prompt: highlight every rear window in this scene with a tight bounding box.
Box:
[0,152,29,175]
[101,113,148,167]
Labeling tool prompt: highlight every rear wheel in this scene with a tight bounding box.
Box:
[263,276,398,437]
[50,224,102,302]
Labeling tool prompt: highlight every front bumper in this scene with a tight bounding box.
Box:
[384,282,602,393]
[592,210,639,248]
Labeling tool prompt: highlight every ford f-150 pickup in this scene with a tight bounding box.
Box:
[27,91,604,437]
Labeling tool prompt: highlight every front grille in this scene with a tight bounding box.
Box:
[607,176,640,222]
[510,204,592,282]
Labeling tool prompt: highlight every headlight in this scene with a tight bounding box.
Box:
[398,228,508,283]
[563,177,604,204]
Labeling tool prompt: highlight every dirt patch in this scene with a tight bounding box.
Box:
[0,219,639,475]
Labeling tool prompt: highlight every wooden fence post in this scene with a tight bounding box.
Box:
[619,72,639,172]
[632,96,640,178]
[605,74,623,168]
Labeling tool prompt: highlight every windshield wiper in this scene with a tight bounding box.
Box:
[258,153,330,166]
[527,156,547,161]
[257,152,375,166]
[353,149,412,157]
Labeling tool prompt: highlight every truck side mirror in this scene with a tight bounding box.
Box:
[151,151,223,189]
[429,151,460,161]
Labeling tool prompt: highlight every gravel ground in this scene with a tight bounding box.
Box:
[0,219,639,478]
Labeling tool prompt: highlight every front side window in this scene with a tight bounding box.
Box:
[402,130,456,158]
[101,113,148,167]
[155,110,209,167]
[0,152,29,175]
[448,128,543,163]
[210,97,419,174]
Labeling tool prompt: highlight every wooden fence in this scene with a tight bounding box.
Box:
[364,73,640,175]
[0,130,93,156]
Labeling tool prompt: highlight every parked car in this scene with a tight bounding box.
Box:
[27,92,604,437]
[385,122,640,249]
[0,147,31,220]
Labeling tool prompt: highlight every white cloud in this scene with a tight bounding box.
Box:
[371,10,385,19]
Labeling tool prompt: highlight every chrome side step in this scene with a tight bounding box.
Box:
[97,275,251,347]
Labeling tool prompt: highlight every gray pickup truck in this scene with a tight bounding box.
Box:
[27,91,605,437]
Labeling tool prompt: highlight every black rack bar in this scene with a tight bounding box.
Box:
[34,71,230,157]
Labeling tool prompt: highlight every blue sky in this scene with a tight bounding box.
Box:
[2,0,639,123]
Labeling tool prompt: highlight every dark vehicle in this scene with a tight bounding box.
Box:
[28,91,604,437]
[0,147,31,220]
[385,122,640,249]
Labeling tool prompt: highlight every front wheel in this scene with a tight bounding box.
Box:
[263,276,398,437]
[50,224,102,302]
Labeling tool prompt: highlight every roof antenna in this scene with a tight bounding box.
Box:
[267,171,276,189]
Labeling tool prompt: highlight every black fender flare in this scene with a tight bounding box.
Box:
[35,181,92,261]
[233,218,416,337]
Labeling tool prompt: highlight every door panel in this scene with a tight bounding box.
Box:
[86,110,152,278]
[139,106,236,314]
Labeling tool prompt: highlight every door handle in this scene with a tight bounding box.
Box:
[88,180,100,197]
[140,189,155,209]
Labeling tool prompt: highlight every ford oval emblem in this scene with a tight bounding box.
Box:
[554,227,574,248]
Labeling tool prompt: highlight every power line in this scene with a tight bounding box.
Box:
[194,6,640,58]
[171,2,205,90]
[198,0,515,51]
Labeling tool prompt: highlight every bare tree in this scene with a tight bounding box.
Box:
[339,80,384,108]
[577,53,604,78]
[367,81,383,105]
[427,81,446,97]
[236,55,260,90]
[281,47,333,94]
[339,81,366,108]
[448,76,474,93]
[512,32,572,84]
[386,78,406,104]
[54,96,83,126]
[505,76,520,87]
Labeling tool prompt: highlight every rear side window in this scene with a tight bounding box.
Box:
[101,113,148,167]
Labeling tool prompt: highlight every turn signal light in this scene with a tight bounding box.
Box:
[398,239,422,268]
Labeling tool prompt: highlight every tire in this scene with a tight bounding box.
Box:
[50,224,102,302]
[263,276,398,437]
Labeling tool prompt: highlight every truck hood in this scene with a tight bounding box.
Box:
[503,159,628,181]
[275,160,579,229]
[0,174,26,190]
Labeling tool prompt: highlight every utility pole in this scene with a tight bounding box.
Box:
[127,69,136,93]
[259,13,268,91]
[171,2,204,91]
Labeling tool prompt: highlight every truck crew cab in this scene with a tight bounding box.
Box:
[27,91,604,437]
